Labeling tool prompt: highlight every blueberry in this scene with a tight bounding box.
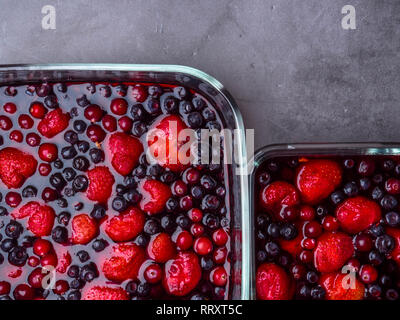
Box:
[72,175,88,192]
[256,230,266,241]
[382,159,395,171]
[267,223,280,238]
[132,121,147,137]
[62,167,76,181]
[90,204,106,220]
[316,205,328,218]
[278,253,291,267]
[70,107,79,118]
[359,177,371,191]
[50,173,67,190]
[187,112,203,128]
[201,256,214,271]
[371,186,384,201]
[57,211,71,226]
[191,186,204,199]
[202,108,216,121]
[144,219,161,235]
[369,224,385,237]
[130,104,144,121]
[162,96,178,114]
[161,215,176,233]
[330,190,345,205]
[57,83,67,93]
[61,146,77,160]
[5,221,23,239]
[137,283,151,297]
[191,294,206,300]
[125,281,138,295]
[22,185,37,198]
[145,98,161,115]
[386,289,399,301]
[76,94,89,107]
[379,274,392,287]
[67,265,80,278]
[256,214,270,229]
[116,184,127,195]
[123,175,137,187]
[200,175,217,191]
[73,120,87,133]
[112,196,127,212]
[177,215,191,229]
[53,159,63,169]
[70,279,84,290]
[373,174,384,185]
[368,284,382,298]
[67,290,81,300]
[133,165,146,178]
[64,130,78,144]
[44,94,58,109]
[192,97,206,111]
[166,198,179,212]
[36,83,51,97]
[57,197,68,208]
[92,239,108,252]
[306,271,319,284]
[124,189,141,204]
[343,181,359,197]
[0,207,7,216]
[256,250,267,262]
[52,226,68,244]
[265,241,280,256]
[135,234,148,247]
[173,86,188,99]
[298,285,311,299]
[77,250,90,263]
[280,223,298,240]
[385,211,400,226]
[99,85,111,97]
[89,148,104,164]
[257,172,271,186]
[202,213,219,230]
[80,262,98,282]
[381,194,398,210]
[311,286,325,300]
[8,246,28,266]
[1,239,16,252]
[147,164,163,177]
[375,235,395,254]
[369,250,383,265]
[201,194,220,211]
[73,156,90,171]
[206,121,221,131]
[76,140,90,153]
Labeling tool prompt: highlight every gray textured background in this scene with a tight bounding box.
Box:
[0,0,399,149]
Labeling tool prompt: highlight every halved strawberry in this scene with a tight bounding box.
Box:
[163,252,201,297]
[320,272,365,300]
[0,147,37,189]
[313,232,354,273]
[83,286,129,300]
[56,251,71,274]
[38,108,70,138]
[108,132,143,176]
[86,166,115,204]
[296,159,342,204]
[147,115,190,172]
[139,179,171,215]
[386,227,400,266]
[336,196,381,234]
[259,181,300,217]
[147,232,176,263]
[256,263,293,300]
[12,201,41,219]
[71,214,98,244]
[102,243,145,282]
[105,207,145,242]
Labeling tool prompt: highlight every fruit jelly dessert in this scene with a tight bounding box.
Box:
[255,156,400,300]
[0,82,231,300]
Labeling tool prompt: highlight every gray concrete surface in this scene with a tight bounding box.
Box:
[0,0,399,149]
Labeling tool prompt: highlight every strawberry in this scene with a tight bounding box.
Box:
[139,179,171,215]
[102,243,145,282]
[86,166,115,204]
[314,232,354,273]
[0,147,37,189]
[386,227,400,266]
[147,232,176,263]
[108,132,143,176]
[56,251,71,274]
[256,263,293,300]
[37,108,70,138]
[336,196,381,234]
[163,252,201,297]
[259,181,300,217]
[14,201,55,236]
[71,214,98,244]
[105,207,145,242]
[296,159,342,204]
[83,286,129,300]
[320,272,365,300]
[147,115,190,172]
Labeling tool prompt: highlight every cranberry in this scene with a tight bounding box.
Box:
[41,253,58,267]
[0,115,13,130]
[183,168,201,184]
[39,163,52,176]
[212,228,228,246]
[3,102,17,114]
[191,223,204,237]
[13,284,34,300]
[28,256,40,267]
[172,180,188,196]
[86,124,106,143]
[303,221,322,238]
[53,280,69,295]
[0,281,11,295]
[38,143,58,162]
[29,102,47,119]
[359,264,378,284]
[84,104,103,122]
[41,187,58,202]
[346,258,361,272]
[26,132,41,146]
[301,238,316,250]
[213,246,227,264]
[188,208,203,222]
[279,206,299,221]
[5,191,22,207]
[17,114,33,129]
[322,216,339,231]
[110,98,128,115]
[144,264,163,284]
[102,115,117,132]
[118,116,133,132]
[180,195,193,210]
[358,159,376,176]
[33,239,52,257]
[194,237,213,255]
[299,205,315,221]
[299,250,313,263]
[132,85,148,102]
[175,231,193,250]
[385,178,400,195]
[354,234,373,252]
[9,130,23,143]
[28,268,46,289]
[210,266,227,287]
[291,264,306,280]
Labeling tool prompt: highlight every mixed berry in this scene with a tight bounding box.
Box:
[0,82,230,300]
[255,156,400,300]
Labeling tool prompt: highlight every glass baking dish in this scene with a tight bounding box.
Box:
[0,64,250,300]
[249,142,400,300]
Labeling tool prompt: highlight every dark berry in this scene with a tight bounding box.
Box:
[51,226,68,244]
[57,211,71,226]
[202,213,219,230]
[73,156,90,171]
[62,167,76,181]
[72,175,88,192]
[8,246,28,266]
[77,140,90,153]
[112,196,127,212]
[371,186,384,201]
[92,239,108,252]
[90,204,106,220]
[280,223,298,240]
[267,223,280,238]
[130,104,144,121]
[380,194,398,210]
[375,235,395,254]
[89,148,104,164]
[144,219,161,235]
[385,211,400,227]
[22,186,37,198]
[265,241,280,256]
[50,173,67,190]
[343,181,359,197]
[5,221,23,239]
[176,215,191,229]
[162,96,178,114]
[311,286,325,300]
[187,112,203,128]
[137,283,151,297]
[1,239,16,252]
[330,190,345,205]
[73,120,87,133]
[359,178,372,191]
